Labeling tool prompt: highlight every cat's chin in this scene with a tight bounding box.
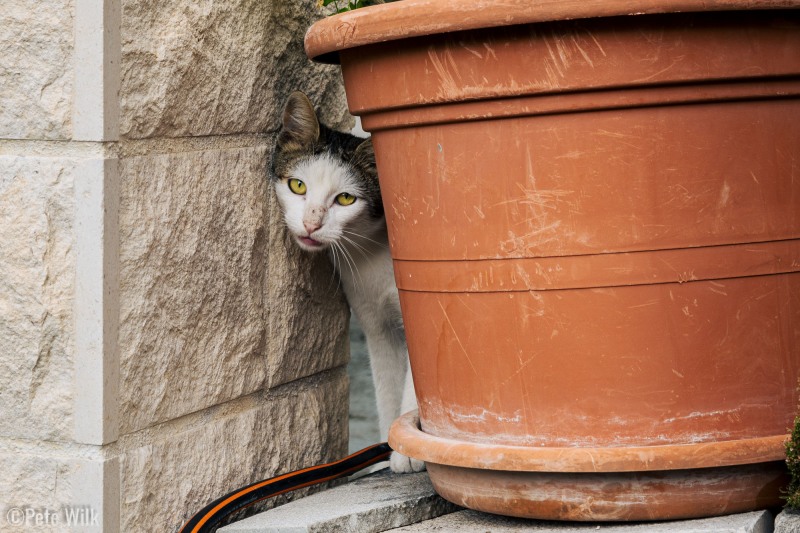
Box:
[296,235,327,252]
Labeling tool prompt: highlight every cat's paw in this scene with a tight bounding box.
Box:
[389,451,426,473]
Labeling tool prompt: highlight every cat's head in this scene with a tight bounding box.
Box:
[271,91,384,253]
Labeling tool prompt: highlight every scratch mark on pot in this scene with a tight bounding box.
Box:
[502,222,564,254]
[542,36,565,78]
[708,280,728,297]
[334,21,357,47]
[427,46,461,97]
[633,56,685,83]
[449,407,523,425]
[717,181,731,209]
[571,35,594,67]
[525,172,574,209]
[438,299,478,376]
[461,44,483,59]
[556,150,588,160]
[755,290,776,301]
[608,265,635,275]
[500,354,538,387]
[662,409,740,424]
[628,300,659,309]
[586,31,607,56]
[584,450,599,472]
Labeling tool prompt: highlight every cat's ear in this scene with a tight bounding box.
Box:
[278,91,320,151]
[352,138,378,178]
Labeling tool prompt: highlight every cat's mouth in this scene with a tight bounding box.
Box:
[298,235,325,249]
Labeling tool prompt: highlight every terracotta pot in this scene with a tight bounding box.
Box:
[306,1,800,521]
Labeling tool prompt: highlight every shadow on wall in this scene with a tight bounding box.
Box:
[348,314,380,452]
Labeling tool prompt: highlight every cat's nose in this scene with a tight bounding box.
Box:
[303,221,321,235]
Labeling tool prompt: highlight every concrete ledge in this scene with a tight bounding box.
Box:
[220,466,776,533]
[219,468,460,533]
[776,509,800,533]
[389,509,775,533]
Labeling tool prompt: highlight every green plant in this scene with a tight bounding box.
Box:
[317,0,373,14]
[786,415,800,509]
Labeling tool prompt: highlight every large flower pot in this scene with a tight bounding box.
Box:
[306,1,800,521]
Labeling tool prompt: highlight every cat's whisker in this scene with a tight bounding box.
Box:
[333,241,362,292]
[343,244,366,292]
[342,244,365,292]
[342,229,388,248]
[339,234,372,261]
[333,245,348,291]
[327,244,343,293]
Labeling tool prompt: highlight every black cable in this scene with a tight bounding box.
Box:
[179,442,393,533]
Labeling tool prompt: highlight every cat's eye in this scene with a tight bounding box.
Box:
[288,178,306,195]
[336,192,356,206]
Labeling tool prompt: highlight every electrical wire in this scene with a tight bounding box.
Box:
[178,442,392,533]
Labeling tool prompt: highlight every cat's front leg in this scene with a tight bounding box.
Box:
[367,334,424,473]
[389,358,425,473]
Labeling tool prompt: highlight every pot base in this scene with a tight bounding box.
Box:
[427,462,786,521]
[390,412,788,521]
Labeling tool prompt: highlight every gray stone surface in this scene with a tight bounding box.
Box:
[776,509,800,533]
[348,314,380,453]
[0,0,73,140]
[389,509,775,533]
[0,156,75,441]
[220,468,460,533]
[119,0,352,139]
[122,370,349,533]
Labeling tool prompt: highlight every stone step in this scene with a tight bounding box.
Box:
[219,468,459,533]
[220,467,784,533]
[388,509,774,533]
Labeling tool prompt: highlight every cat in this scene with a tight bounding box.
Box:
[271,91,424,474]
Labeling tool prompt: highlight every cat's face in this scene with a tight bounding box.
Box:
[272,92,384,254]
[274,152,377,253]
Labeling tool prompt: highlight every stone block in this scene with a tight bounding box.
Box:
[220,468,460,533]
[119,141,349,433]
[122,370,349,533]
[119,145,270,433]
[0,0,73,139]
[0,442,120,533]
[0,450,79,532]
[0,156,75,441]
[119,0,352,139]
[389,509,775,533]
[776,509,800,533]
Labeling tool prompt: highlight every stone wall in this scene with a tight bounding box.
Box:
[0,1,351,531]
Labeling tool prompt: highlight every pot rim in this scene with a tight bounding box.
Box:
[389,411,788,473]
[305,0,800,63]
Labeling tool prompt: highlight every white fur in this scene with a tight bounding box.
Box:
[275,153,424,473]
